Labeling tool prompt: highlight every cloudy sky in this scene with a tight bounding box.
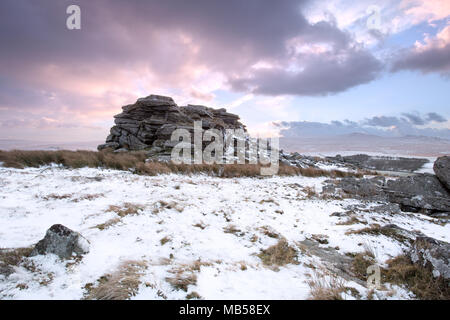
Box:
[0,0,449,142]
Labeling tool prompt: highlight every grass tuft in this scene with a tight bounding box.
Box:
[258,239,298,266]
[307,270,346,300]
[0,247,33,277]
[84,260,147,300]
[383,254,450,300]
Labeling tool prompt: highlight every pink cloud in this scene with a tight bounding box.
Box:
[401,0,450,25]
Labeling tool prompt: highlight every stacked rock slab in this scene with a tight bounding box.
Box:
[98,94,246,154]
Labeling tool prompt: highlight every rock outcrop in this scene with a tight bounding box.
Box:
[326,154,429,172]
[434,156,450,191]
[338,176,386,199]
[410,236,450,279]
[98,94,246,154]
[30,224,90,259]
[384,174,450,213]
[322,172,450,214]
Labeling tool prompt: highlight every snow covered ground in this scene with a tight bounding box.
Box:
[0,166,448,300]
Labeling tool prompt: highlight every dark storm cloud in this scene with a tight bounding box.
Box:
[0,0,310,76]
[231,49,383,96]
[0,0,383,105]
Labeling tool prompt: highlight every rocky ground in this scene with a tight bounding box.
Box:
[0,155,448,300]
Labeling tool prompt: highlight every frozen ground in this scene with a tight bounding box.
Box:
[0,166,448,300]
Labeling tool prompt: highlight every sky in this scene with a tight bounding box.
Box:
[0,0,449,142]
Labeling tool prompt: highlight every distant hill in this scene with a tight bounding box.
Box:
[280,133,450,157]
[1,133,449,158]
[0,139,102,151]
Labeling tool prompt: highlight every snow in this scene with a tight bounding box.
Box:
[0,166,448,300]
[416,159,436,174]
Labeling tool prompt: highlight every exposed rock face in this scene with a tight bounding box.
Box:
[98,94,246,153]
[30,224,90,259]
[338,176,386,199]
[326,154,429,172]
[384,174,450,213]
[322,173,450,214]
[434,156,450,191]
[322,176,387,201]
[410,236,450,279]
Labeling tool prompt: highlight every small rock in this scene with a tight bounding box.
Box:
[30,224,90,259]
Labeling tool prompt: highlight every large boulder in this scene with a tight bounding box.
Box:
[30,224,90,259]
[384,174,450,213]
[98,94,246,152]
[410,236,450,279]
[434,156,450,191]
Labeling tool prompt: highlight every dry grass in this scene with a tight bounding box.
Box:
[310,234,329,245]
[72,193,105,202]
[0,247,33,276]
[160,236,171,245]
[0,150,367,178]
[258,239,298,266]
[383,254,450,300]
[345,224,411,244]
[106,202,144,217]
[223,224,243,235]
[259,226,280,239]
[93,217,122,230]
[336,216,363,226]
[0,150,147,170]
[302,186,318,198]
[165,260,213,292]
[41,193,104,202]
[41,193,73,200]
[143,282,167,299]
[308,269,347,300]
[349,251,376,281]
[193,222,207,230]
[84,260,147,300]
[152,200,184,213]
[186,291,202,299]
[93,203,144,230]
[166,273,197,292]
